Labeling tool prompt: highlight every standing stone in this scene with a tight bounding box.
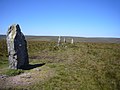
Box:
[57,36,61,46]
[6,24,29,69]
[63,37,66,43]
[71,38,74,44]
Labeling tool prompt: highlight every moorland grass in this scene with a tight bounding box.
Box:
[0,39,120,90]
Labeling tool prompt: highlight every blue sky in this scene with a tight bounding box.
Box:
[0,0,120,37]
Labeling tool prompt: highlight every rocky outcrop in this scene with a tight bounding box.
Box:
[6,24,29,69]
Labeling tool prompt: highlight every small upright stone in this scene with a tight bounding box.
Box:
[64,38,66,43]
[6,24,29,69]
[71,38,74,44]
[57,36,61,46]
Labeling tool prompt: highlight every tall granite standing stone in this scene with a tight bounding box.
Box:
[6,24,29,69]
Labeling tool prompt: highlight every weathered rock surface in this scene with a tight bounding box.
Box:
[6,24,29,69]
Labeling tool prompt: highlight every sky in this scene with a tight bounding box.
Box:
[0,0,120,37]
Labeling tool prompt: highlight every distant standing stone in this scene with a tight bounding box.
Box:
[71,38,74,44]
[57,36,61,46]
[64,38,66,43]
[6,24,29,69]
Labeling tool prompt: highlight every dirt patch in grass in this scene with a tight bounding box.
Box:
[0,66,55,89]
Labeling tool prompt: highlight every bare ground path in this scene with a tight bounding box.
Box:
[0,66,55,89]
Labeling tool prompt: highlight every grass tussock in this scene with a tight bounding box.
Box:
[4,69,24,76]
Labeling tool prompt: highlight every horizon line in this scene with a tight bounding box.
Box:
[0,34,120,38]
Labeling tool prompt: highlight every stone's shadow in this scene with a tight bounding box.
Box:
[21,63,45,70]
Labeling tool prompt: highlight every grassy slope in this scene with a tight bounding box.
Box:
[27,41,120,90]
[0,39,120,90]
